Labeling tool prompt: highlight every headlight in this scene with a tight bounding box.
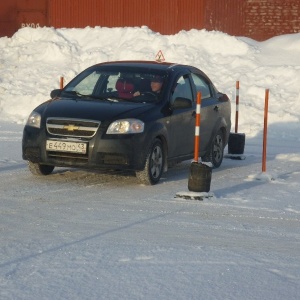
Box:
[26,111,41,128]
[107,119,144,134]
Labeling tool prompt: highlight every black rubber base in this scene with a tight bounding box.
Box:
[188,162,212,192]
[228,132,246,155]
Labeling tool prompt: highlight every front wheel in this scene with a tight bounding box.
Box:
[136,139,164,185]
[28,161,54,175]
[202,129,224,168]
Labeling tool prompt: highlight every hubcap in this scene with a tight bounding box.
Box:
[150,145,163,179]
[213,135,223,162]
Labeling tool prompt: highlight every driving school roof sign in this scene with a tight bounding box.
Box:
[155,50,165,62]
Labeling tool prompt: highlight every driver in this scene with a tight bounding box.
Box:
[133,76,163,97]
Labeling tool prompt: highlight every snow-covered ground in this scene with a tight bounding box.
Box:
[0,27,300,299]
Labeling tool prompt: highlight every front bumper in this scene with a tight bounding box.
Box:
[22,125,151,171]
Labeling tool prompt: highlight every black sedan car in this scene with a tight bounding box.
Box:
[22,61,231,185]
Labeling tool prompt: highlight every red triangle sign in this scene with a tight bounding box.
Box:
[155,50,165,62]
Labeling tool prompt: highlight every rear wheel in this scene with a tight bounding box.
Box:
[202,129,224,168]
[28,161,54,175]
[136,139,164,185]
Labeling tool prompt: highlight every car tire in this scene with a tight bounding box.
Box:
[202,129,224,168]
[28,161,54,175]
[136,139,164,185]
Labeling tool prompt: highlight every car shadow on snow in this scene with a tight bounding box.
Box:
[47,167,141,186]
[27,150,263,187]
[18,122,300,187]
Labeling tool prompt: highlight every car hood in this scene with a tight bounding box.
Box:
[38,98,154,121]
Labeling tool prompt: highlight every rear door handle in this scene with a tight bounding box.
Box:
[214,105,219,112]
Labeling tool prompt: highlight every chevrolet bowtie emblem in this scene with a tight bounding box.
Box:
[63,124,79,131]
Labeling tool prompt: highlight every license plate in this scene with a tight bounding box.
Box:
[46,140,87,154]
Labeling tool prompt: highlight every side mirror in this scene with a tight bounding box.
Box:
[171,97,193,110]
[218,93,229,102]
[50,89,62,99]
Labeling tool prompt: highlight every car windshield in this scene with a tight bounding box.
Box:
[62,65,167,103]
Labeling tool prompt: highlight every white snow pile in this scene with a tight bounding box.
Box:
[0,26,300,138]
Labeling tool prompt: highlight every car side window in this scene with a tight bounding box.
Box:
[191,73,211,99]
[171,75,193,102]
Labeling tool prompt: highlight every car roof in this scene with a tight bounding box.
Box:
[95,60,192,71]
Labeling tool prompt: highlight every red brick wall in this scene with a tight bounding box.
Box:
[244,0,300,40]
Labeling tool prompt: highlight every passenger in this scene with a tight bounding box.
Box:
[133,76,163,97]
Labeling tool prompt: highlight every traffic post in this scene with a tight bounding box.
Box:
[60,76,64,89]
[256,88,274,181]
[262,89,269,173]
[227,80,246,159]
[176,92,213,200]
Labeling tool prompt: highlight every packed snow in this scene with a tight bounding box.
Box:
[0,26,299,300]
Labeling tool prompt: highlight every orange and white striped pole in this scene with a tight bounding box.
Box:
[262,89,269,172]
[235,81,240,133]
[194,91,202,162]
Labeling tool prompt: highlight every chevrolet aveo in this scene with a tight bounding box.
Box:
[22,61,231,185]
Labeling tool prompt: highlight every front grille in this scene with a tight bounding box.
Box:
[46,118,100,138]
[47,151,88,160]
[103,153,129,165]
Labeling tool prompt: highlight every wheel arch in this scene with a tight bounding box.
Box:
[143,120,169,173]
[209,117,230,149]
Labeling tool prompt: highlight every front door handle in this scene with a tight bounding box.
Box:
[214,105,219,112]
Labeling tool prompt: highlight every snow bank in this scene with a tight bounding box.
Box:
[0,27,300,138]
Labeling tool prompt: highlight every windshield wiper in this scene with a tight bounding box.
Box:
[62,90,85,97]
[62,90,129,102]
[63,91,111,101]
